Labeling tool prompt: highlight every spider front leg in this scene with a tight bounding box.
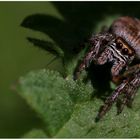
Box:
[74,32,114,80]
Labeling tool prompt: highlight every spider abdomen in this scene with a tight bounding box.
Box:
[110,16,140,58]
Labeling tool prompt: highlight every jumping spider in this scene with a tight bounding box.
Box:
[74,16,140,121]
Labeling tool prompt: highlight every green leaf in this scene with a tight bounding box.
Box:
[56,100,140,138]
[17,69,93,137]
[27,37,64,57]
[17,69,140,138]
[23,129,48,138]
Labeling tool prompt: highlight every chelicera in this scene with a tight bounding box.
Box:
[74,16,140,121]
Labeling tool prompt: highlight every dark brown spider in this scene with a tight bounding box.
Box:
[74,16,140,121]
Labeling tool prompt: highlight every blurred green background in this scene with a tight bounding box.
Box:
[0,2,63,138]
[1,1,140,138]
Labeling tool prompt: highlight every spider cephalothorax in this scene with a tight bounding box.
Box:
[74,16,140,121]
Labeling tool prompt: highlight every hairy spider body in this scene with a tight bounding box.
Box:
[74,16,140,121]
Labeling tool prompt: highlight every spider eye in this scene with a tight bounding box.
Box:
[116,42,123,49]
[122,48,129,55]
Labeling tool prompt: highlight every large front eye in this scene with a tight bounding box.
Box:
[122,48,129,55]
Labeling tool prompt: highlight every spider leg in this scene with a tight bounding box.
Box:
[114,64,140,114]
[126,71,140,106]
[121,64,140,108]
[116,95,127,114]
[97,46,113,65]
[117,75,140,114]
[74,33,114,80]
[126,91,136,108]
[96,64,140,121]
[95,79,128,121]
[117,87,137,114]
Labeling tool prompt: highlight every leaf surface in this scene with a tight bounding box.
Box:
[17,69,140,138]
[23,129,48,138]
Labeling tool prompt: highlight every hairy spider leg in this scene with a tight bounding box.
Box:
[97,42,127,76]
[74,33,114,80]
[123,64,140,77]
[96,64,140,120]
[97,47,112,65]
[95,79,129,121]
[117,85,138,114]
[117,73,140,114]
[116,95,128,114]
[74,42,101,80]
